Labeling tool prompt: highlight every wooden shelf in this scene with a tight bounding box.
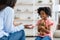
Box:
[19,19,33,21]
[16,11,33,14]
[16,3,33,6]
[14,18,34,21]
[35,3,53,6]
[15,9,33,14]
[14,17,39,21]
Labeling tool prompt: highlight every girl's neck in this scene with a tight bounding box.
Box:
[42,18,47,20]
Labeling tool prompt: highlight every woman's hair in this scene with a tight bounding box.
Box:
[0,0,7,11]
[37,7,52,17]
[0,0,17,11]
[7,0,17,8]
[0,0,7,5]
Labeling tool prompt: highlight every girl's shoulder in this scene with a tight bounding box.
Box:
[37,19,41,23]
[36,19,41,25]
[46,18,53,23]
[46,19,54,26]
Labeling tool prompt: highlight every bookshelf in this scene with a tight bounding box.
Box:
[14,0,53,36]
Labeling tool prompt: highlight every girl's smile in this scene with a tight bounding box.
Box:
[40,10,48,20]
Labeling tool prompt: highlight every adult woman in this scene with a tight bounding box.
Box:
[0,0,32,40]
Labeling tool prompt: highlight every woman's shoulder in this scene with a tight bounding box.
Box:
[4,6,14,11]
[3,6,14,15]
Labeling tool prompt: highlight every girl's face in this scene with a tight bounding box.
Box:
[40,10,48,20]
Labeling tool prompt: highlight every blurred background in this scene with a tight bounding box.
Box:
[14,0,60,40]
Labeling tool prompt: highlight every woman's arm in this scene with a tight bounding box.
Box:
[14,22,33,29]
[0,18,9,37]
[13,20,33,29]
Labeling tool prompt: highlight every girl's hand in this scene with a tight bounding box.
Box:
[41,26,50,34]
[40,26,46,31]
[40,26,45,29]
[24,24,34,29]
[41,26,45,29]
[28,25,34,29]
[38,32,43,36]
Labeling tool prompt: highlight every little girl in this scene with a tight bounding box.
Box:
[35,7,53,40]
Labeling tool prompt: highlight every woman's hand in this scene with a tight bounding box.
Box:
[13,21,22,26]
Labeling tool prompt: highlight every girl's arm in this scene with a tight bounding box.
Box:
[24,24,34,29]
[41,26,50,34]
[43,20,53,33]
[40,20,53,34]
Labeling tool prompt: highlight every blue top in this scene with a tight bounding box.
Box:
[0,6,24,38]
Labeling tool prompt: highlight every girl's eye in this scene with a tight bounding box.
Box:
[41,13,44,16]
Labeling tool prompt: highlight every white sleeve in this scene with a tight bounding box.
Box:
[4,7,24,33]
[0,17,9,38]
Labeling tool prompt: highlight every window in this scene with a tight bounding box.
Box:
[57,13,60,30]
[59,0,60,4]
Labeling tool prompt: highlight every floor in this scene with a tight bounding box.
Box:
[26,37,60,40]
[54,38,60,40]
